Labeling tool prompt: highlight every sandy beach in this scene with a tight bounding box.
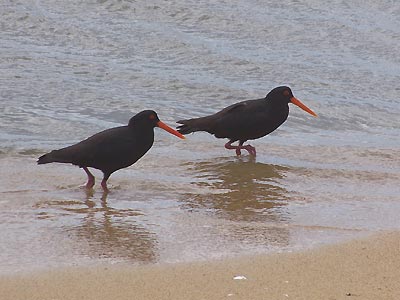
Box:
[1,231,399,300]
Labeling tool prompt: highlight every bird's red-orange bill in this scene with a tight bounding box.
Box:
[157,121,186,139]
[290,97,318,117]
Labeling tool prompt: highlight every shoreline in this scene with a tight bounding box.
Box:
[1,231,399,300]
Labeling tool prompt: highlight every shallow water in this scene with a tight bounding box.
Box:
[0,0,399,274]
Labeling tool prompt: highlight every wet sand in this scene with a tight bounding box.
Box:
[1,231,399,300]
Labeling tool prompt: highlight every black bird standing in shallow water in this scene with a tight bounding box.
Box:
[177,86,317,156]
[38,110,185,192]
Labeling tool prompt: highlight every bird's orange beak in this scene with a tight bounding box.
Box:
[157,121,186,139]
[290,97,318,117]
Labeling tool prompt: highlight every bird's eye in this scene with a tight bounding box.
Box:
[149,114,155,120]
[283,90,290,97]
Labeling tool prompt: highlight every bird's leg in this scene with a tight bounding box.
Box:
[236,141,245,156]
[238,140,256,156]
[225,141,256,156]
[243,144,256,156]
[83,167,95,189]
[225,141,242,156]
[101,173,111,193]
[101,179,109,193]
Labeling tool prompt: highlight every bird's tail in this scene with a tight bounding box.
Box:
[37,149,71,165]
[37,152,53,164]
[176,116,214,135]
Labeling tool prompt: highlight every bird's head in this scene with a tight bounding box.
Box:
[267,86,317,117]
[129,110,185,139]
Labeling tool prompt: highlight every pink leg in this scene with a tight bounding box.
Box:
[225,141,242,156]
[83,167,95,189]
[224,141,257,157]
[101,174,110,193]
[236,141,244,156]
[243,145,256,156]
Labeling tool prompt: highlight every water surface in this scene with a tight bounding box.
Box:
[1,0,399,274]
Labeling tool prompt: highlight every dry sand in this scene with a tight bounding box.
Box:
[1,232,399,300]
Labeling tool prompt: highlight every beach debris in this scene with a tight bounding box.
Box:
[233,275,247,280]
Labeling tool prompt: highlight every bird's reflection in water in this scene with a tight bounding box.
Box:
[182,156,290,223]
[40,190,157,263]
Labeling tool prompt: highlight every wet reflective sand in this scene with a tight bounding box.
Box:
[1,146,399,274]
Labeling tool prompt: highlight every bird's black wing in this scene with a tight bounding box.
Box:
[211,99,266,137]
[177,98,265,137]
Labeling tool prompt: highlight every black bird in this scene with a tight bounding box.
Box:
[38,110,185,192]
[177,86,317,156]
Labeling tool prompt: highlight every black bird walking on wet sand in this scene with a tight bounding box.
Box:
[177,86,317,156]
[38,110,185,192]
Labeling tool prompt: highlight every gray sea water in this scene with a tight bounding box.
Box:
[1,0,399,274]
